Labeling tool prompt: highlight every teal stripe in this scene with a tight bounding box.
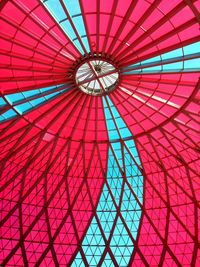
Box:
[73,96,143,266]
[0,98,6,107]
[63,0,90,52]
[0,108,17,122]
[5,84,65,105]
[102,96,132,141]
[41,0,90,54]
[14,89,66,115]
[123,41,200,74]
[0,84,73,123]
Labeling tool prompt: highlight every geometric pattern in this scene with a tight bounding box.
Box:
[72,96,143,266]
[0,84,72,122]
[0,0,199,266]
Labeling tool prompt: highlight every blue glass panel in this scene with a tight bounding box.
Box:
[6,92,25,104]
[42,0,90,54]
[101,253,115,267]
[5,84,65,105]
[184,58,200,69]
[110,217,134,266]
[183,41,200,54]
[63,0,80,16]
[71,252,85,267]
[63,0,90,52]
[0,97,6,107]
[161,48,183,60]
[82,217,106,266]
[162,61,183,71]
[123,41,200,74]
[73,97,144,266]
[0,84,73,124]
[14,89,66,114]
[102,96,132,141]
[0,109,17,122]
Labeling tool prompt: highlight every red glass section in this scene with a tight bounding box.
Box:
[0,0,199,266]
[0,129,108,265]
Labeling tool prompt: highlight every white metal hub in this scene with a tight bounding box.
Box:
[75,59,119,96]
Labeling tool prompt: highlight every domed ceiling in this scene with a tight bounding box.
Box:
[0,0,199,266]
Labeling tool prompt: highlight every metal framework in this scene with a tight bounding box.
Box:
[75,58,119,96]
[0,0,199,266]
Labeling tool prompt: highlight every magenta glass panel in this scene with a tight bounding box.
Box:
[0,0,199,266]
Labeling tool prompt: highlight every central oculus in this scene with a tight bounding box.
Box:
[75,59,119,96]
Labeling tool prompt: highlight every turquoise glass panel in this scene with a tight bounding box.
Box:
[0,84,73,123]
[14,89,66,115]
[73,96,143,266]
[102,96,132,141]
[0,97,6,107]
[5,84,65,105]
[42,0,90,54]
[123,41,200,74]
[0,109,17,122]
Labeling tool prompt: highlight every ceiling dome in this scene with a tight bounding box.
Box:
[0,0,199,266]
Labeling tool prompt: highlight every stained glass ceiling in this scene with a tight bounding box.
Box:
[0,0,200,266]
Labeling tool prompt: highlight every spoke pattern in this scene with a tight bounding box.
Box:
[41,0,90,55]
[0,84,74,123]
[75,60,119,96]
[0,0,199,266]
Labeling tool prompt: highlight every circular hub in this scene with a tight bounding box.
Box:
[75,59,119,96]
